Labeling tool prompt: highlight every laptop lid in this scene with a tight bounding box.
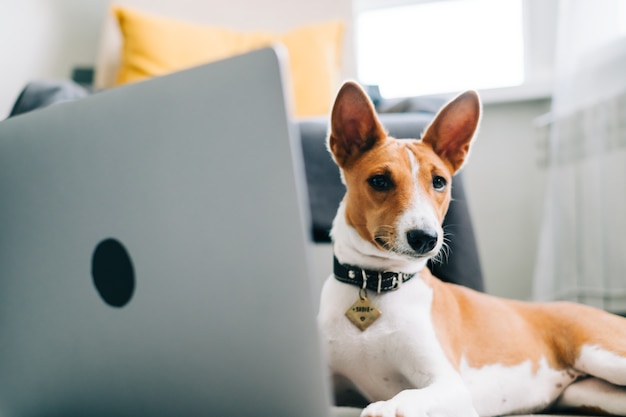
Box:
[0,47,332,417]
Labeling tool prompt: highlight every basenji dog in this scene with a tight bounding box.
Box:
[318,81,626,417]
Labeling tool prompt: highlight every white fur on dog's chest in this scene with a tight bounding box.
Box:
[319,275,457,402]
[319,276,578,416]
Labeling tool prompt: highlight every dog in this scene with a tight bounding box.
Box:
[318,81,626,417]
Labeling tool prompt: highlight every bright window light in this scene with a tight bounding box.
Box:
[356,0,525,98]
[620,1,626,35]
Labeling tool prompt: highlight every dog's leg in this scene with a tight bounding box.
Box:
[553,377,626,415]
[361,376,478,417]
[551,316,626,416]
[574,344,626,386]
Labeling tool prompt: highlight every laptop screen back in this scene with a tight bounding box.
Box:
[0,47,331,417]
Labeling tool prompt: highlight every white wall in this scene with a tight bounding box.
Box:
[0,0,355,119]
[464,98,551,300]
[0,0,110,118]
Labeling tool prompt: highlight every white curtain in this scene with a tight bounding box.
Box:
[533,0,626,312]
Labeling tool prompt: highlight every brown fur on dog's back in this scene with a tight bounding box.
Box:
[427,271,626,372]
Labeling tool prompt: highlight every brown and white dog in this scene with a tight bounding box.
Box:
[318,81,626,417]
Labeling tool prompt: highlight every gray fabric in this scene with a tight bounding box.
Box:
[377,95,447,115]
[9,80,90,118]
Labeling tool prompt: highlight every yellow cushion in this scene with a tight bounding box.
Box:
[113,6,344,117]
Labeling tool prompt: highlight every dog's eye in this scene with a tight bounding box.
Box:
[368,174,394,191]
[432,175,447,191]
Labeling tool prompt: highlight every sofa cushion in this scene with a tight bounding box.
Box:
[112,5,344,117]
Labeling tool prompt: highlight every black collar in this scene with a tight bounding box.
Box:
[333,256,415,293]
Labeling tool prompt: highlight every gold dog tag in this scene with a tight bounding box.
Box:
[345,291,381,331]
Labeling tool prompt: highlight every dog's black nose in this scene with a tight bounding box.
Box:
[406,229,438,254]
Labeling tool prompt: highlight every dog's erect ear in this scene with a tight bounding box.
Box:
[328,81,387,167]
[422,90,481,173]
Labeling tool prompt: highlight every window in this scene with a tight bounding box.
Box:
[356,0,525,98]
[619,1,626,34]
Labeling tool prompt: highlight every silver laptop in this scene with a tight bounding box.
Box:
[0,47,334,417]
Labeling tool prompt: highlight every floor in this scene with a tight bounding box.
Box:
[332,407,603,417]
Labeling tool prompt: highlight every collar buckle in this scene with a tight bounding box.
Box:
[375,271,404,293]
[390,274,400,291]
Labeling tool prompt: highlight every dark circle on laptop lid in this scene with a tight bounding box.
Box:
[91,238,135,308]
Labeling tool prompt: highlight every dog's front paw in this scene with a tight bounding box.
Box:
[360,389,478,417]
[361,390,429,417]
[361,399,413,417]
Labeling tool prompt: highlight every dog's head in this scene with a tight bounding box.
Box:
[328,81,481,263]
